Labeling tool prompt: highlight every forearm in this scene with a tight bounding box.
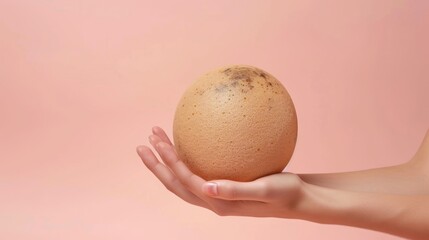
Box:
[298,162,429,194]
[301,183,429,239]
[298,129,429,195]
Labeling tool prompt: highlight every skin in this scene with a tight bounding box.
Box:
[137,127,429,239]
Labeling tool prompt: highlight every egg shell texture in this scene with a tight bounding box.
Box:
[173,65,297,182]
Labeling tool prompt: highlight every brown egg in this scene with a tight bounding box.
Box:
[173,65,298,182]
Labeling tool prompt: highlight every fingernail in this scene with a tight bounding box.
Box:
[204,182,218,196]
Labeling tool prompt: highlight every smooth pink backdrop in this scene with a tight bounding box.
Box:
[1,1,428,239]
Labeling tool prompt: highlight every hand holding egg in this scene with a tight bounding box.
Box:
[136,65,304,217]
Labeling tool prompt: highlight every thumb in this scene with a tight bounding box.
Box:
[202,180,268,201]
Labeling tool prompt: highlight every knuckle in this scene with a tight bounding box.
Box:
[258,181,272,198]
[176,172,193,189]
[223,183,236,199]
[164,178,179,192]
[164,183,175,192]
[180,178,192,189]
[289,175,304,191]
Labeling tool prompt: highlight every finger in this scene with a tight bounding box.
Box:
[151,127,178,155]
[210,200,271,217]
[148,134,163,153]
[136,145,208,208]
[149,134,177,168]
[201,179,270,202]
[154,142,208,200]
[152,126,173,146]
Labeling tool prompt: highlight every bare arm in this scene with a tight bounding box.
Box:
[299,129,429,195]
[303,183,429,239]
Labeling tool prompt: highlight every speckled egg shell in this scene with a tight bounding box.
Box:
[173,65,298,182]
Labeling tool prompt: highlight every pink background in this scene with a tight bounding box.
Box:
[1,1,428,239]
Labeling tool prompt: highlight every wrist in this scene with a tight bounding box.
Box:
[297,183,420,239]
[294,182,346,223]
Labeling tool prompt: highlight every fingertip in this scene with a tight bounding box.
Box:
[136,145,149,157]
[202,182,218,196]
[148,134,155,144]
[152,126,161,134]
[136,145,144,153]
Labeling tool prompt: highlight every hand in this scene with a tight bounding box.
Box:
[136,126,310,218]
[137,127,429,239]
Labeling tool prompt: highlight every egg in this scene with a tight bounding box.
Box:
[173,65,297,182]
